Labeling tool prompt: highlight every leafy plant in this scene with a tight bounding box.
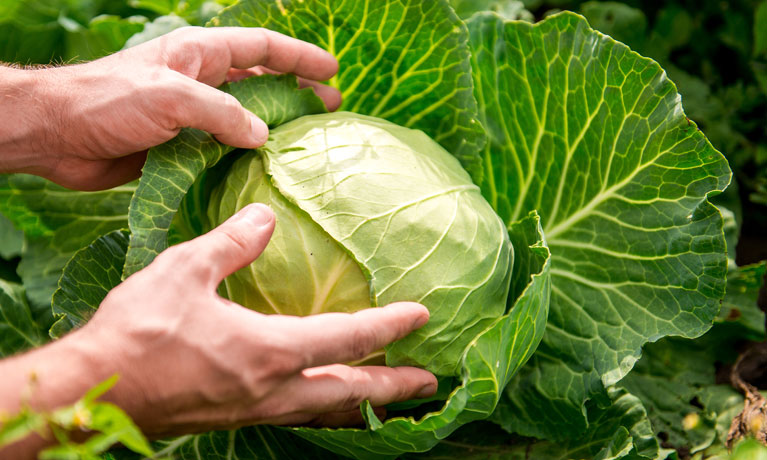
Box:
[0,376,156,459]
[1,0,764,459]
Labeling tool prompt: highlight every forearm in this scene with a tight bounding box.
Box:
[0,65,63,176]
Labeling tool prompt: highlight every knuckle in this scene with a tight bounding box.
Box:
[170,26,204,43]
[263,351,300,377]
[349,326,378,362]
[217,227,252,255]
[149,76,194,128]
[339,372,368,411]
[159,241,215,281]
[219,93,244,117]
[255,333,303,376]
[250,27,268,43]
[395,371,415,401]
[164,28,206,75]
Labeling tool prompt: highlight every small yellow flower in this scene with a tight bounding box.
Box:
[682,412,700,431]
[72,406,91,428]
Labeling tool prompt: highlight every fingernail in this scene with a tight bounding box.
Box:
[250,115,269,145]
[416,383,436,399]
[236,203,274,227]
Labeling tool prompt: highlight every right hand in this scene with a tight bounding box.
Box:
[82,203,437,437]
[0,27,341,191]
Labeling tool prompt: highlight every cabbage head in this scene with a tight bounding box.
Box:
[206,112,513,376]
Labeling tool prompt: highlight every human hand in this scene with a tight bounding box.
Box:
[0,27,340,190]
[78,203,436,437]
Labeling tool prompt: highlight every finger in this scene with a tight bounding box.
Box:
[305,406,386,428]
[225,67,261,82]
[226,67,342,111]
[174,78,268,148]
[296,77,342,111]
[266,407,386,428]
[280,364,437,414]
[165,27,338,84]
[170,203,275,286]
[271,302,430,369]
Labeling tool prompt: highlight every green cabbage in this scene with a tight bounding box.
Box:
[205,112,513,375]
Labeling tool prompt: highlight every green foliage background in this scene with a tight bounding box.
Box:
[1,0,766,459]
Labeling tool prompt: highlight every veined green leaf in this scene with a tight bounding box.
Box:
[211,0,486,182]
[50,230,129,338]
[0,213,23,260]
[0,279,45,357]
[617,262,765,455]
[619,337,722,455]
[468,12,731,440]
[122,74,327,277]
[0,175,133,314]
[403,387,658,460]
[140,426,340,460]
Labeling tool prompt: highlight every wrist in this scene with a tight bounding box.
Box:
[0,65,68,177]
[0,328,124,458]
[0,329,117,415]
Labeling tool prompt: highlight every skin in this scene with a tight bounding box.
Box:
[0,26,343,190]
[0,27,437,458]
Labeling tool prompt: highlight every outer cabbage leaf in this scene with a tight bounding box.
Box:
[0,175,134,313]
[123,427,341,460]
[50,230,129,338]
[468,12,731,439]
[122,74,327,276]
[211,0,486,182]
[402,387,659,460]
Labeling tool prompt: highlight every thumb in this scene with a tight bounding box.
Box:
[175,203,275,286]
